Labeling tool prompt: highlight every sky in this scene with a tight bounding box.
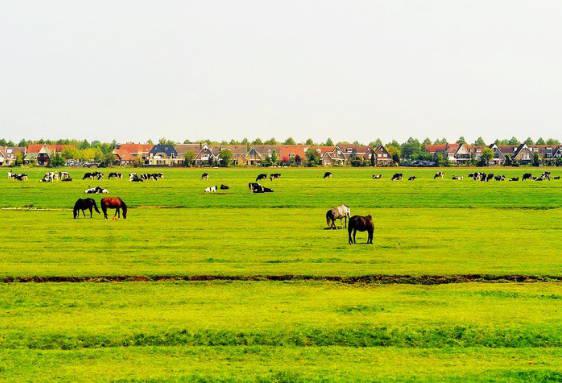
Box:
[1,0,562,144]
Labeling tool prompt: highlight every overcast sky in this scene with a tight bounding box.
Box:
[1,1,561,144]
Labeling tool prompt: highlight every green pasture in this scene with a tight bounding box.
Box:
[1,167,562,208]
[1,167,561,381]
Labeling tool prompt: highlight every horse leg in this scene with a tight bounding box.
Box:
[348,227,353,245]
[368,229,373,244]
[89,207,93,218]
[102,205,108,219]
[353,229,357,244]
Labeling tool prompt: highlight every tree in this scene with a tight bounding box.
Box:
[219,149,232,167]
[15,151,24,166]
[159,137,175,145]
[536,137,546,145]
[305,138,314,145]
[456,136,466,144]
[252,138,263,145]
[264,137,277,145]
[184,151,195,167]
[370,152,376,167]
[508,136,520,145]
[524,137,534,145]
[434,138,447,144]
[532,152,541,167]
[283,137,296,145]
[422,138,432,146]
[305,148,321,166]
[270,150,278,165]
[474,137,486,146]
[325,138,334,146]
[400,137,421,160]
[546,138,560,145]
[369,138,383,147]
[79,139,90,149]
[49,153,65,167]
[479,147,494,166]
[241,138,249,145]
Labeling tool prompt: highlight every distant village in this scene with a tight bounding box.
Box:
[0,137,561,167]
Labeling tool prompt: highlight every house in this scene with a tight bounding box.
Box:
[424,143,459,163]
[218,145,250,166]
[372,145,393,166]
[175,144,204,165]
[337,144,372,165]
[530,145,559,164]
[498,144,534,164]
[25,144,74,166]
[320,146,345,166]
[278,145,307,165]
[245,145,280,166]
[113,143,153,165]
[0,147,25,166]
[193,144,220,166]
[146,144,185,166]
[486,144,505,165]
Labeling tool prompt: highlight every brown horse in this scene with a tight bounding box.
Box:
[348,215,374,245]
[100,197,127,219]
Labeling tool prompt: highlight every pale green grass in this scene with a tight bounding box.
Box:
[1,167,562,209]
[0,282,560,349]
[0,207,560,277]
[1,346,560,382]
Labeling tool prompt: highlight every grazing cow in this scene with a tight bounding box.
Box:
[408,176,416,181]
[323,172,333,179]
[348,215,374,245]
[372,174,382,179]
[11,173,28,181]
[83,171,103,181]
[494,175,505,181]
[108,172,122,180]
[522,173,533,181]
[452,176,463,180]
[204,185,217,193]
[434,171,444,179]
[201,173,209,180]
[85,186,109,194]
[486,173,494,182]
[554,176,560,180]
[509,177,519,182]
[129,173,144,182]
[269,173,281,181]
[391,173,403,181]
[256,173,268,182]
[541,171,551,181]
[220,184,229,190]
[326,204,351,229]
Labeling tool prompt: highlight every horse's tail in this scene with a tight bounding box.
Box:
[120,198,128,219]
[92,200,101,214]
[326,210,333,226]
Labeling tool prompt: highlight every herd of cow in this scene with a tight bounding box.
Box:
[367,171,560,182]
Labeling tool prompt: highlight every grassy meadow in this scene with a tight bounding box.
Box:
[0,166,561,381]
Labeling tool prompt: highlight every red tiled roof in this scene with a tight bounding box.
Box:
[26,144,72,153]
[424,144,447,153]
[113,143,153,161]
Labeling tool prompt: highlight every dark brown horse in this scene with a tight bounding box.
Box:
[100,197,127,219]
[348,215,374,245]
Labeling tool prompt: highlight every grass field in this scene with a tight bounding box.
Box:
[1,167,561,381]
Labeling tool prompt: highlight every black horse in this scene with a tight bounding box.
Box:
[73,198,101,219]
[348,215,374,245]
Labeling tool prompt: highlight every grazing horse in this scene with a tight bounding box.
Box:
[73,198,100,219]
[256,173,268,182]
[323,172,333,179]
[100,197,127,219]
[348,215,374,245]
[326,204,351,229]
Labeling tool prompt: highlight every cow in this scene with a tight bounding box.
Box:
[85,186,109,194]
[522,173,533,181]
[269,173,281,181]
[201,173,209,180]
[204,185,217,193]
[372,174,382,179]
[256,173,268,182]
[220,184,230,190]
[408,176,416,181]
[509,177,519,182]
[108,172,122,179]
[391,173,403,181]
[434,171,444,179]
[452,176,463,180]
[323,172,333,179]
